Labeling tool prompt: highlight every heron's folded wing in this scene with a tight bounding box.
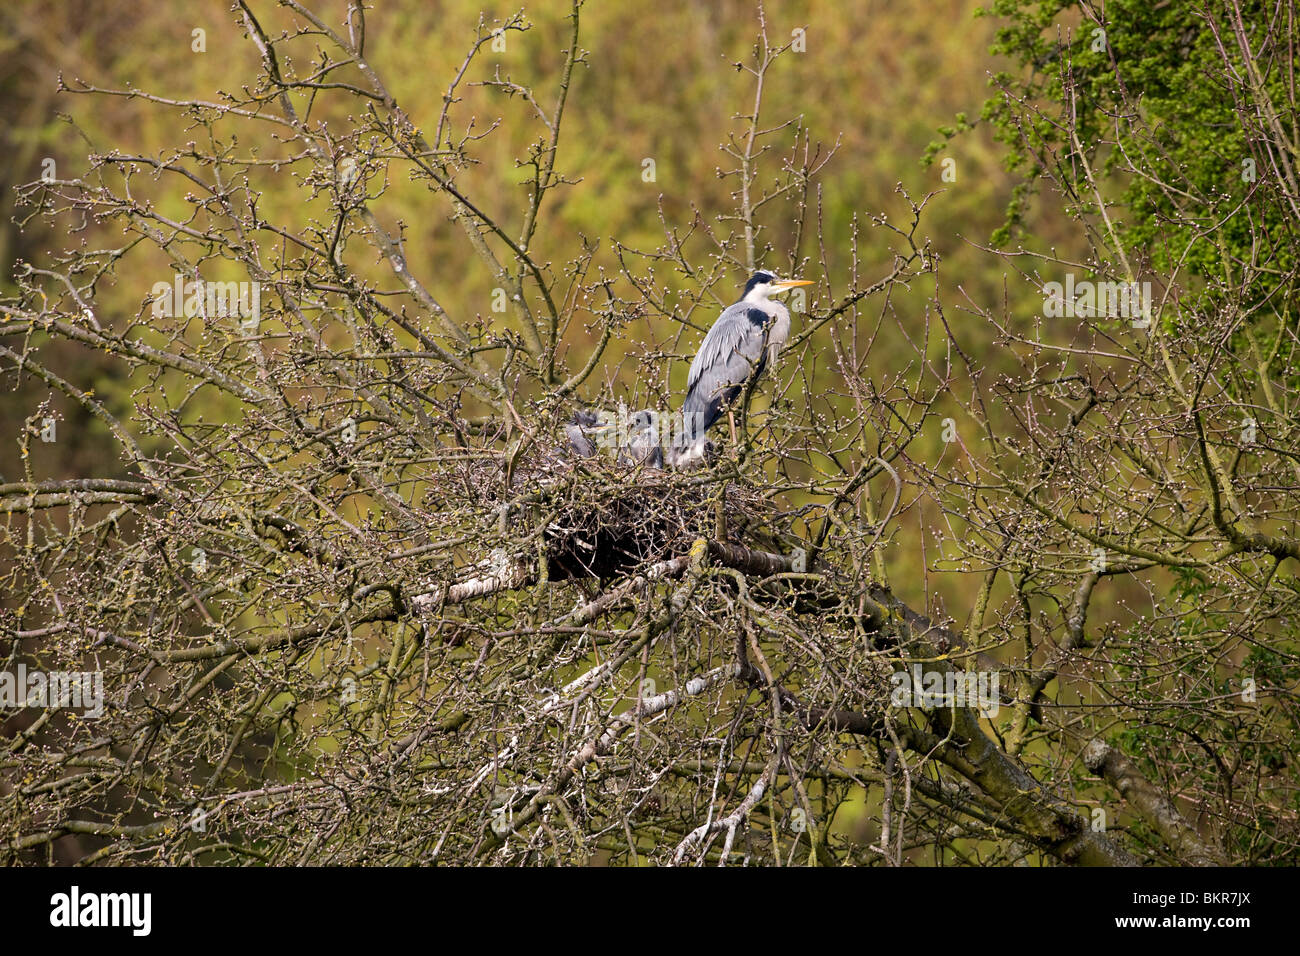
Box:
[686,304,768,398]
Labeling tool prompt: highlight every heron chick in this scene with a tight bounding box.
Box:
[672,270,813,464]
[565,407,664,468]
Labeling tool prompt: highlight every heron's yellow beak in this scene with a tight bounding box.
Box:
[772,279,814,290]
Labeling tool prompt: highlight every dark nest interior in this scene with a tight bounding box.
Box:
[460,446,773,583]
[539,468,763,581]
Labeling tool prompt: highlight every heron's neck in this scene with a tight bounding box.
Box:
[754,298,791,348]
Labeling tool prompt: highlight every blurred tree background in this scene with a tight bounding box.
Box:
[3,0,1294,866]
[0,0,1058,626]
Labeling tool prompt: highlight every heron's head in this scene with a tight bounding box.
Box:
[742,271,814,303]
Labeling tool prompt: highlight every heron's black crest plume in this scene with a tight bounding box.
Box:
[743,271,777,296]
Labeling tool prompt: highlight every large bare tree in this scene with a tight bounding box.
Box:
[2,0,1295,865]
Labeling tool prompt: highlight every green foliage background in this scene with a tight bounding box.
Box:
[0,0,1064,624]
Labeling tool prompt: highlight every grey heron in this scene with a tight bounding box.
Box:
[565,407,663,468]
[623,409,665,468]
[672,270,813,464]
[564,409,601,459]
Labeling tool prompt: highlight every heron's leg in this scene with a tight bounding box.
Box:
[727,408,737,446]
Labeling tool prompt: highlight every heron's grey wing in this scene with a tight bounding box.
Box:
[686,304,768,400]
[565,423,596,458]
[678,306,772,449]
[623,429,664,468]
[565,409,601,458]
